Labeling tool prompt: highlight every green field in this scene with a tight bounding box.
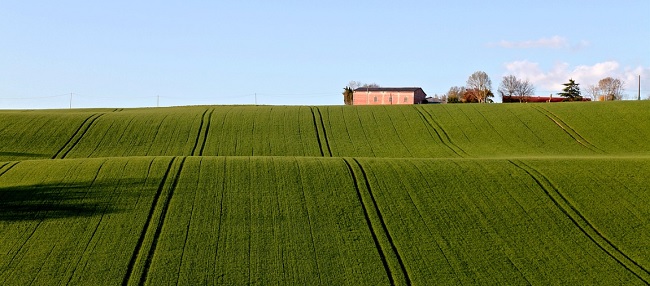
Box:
[1,101,649,285]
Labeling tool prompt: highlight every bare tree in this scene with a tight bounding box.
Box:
[516,79,535,97]
[598,77,625,100]
[348,81,380,90]
[498,75,518,98]
[348,81,362,90]
[585,84,601,101]
[361,82,380,88]
[446,86,466,103]
[499,75,535,102]
[466,71,492,103]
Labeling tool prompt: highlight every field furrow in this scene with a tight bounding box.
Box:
[140,157,186,284]
[509,159,650,283]
[198,109,214,156]
[533,106,603,153]
[415,106,466,157]
[524,158,650,271]
[0,162,18,178]
[2,102,650,284]
[358,158,647,284]
[52,113,104,159]
[314,107,333,157]
[191,109,210,156]
[310,107,326,156]
[0,158,169,285]
[123,157,183,286]
[379,106,415,157]
[344,158,411,285]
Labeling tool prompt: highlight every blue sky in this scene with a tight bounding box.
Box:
[1,0,649,108]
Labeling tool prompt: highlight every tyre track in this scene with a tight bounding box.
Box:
[506,108,544,143]
[343,158,411,285]
[64,160,113,284]
[309,107,326,157]
[213,157,228,283]
[199,109,214,156]
[175,158,202,286]
[509,159,650,283]
[122,157,186,286]
[0,162,19,178]
[295,160,323,284]
[382,106,413,157]
[315,107,333,157]
[144,115,169,156]
[414,106,467,157]
[191,109,212,156]
[52,113,104,159]
[469,104,511,144]
[533,106,603,153]
[353,108,378,157]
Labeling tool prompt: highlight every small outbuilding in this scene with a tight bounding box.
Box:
[352,87,428,105]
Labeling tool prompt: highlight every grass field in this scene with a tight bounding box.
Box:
[1,101,649,285]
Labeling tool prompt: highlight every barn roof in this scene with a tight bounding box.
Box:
[352,87,423,92]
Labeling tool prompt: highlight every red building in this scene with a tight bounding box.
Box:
[503,95,591,103]
[352,87,428,105]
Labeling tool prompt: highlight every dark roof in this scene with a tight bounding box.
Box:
[352,87,423,92]
[424,97,443,103]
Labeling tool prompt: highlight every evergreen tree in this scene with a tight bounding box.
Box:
[558,79,582,101]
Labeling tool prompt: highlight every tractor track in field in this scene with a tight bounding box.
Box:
[509,159,650,284]
[200,109,214,155]
[52,113,104,159]
[415,107,467,158]
[191,109,213,156]
[382,106,413,157]
[122,157,186,286]
[506,108,545,143]
[145,115,169,156]
[343,158,411,286]
[0,162,19,178]
[310,107,328,157]
[1,219,43,283]
[533,106,603,153]
[310,107,332,157]
[470,104,511,145]
[295,161,324,285]
[315,107,332,157]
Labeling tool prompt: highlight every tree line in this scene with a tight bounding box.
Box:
[344,73,628,104]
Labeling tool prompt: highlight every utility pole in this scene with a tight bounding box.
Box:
[255,93,257,105]
[639,75,642,101]
[157,95,160,107]
[69,92,73,109]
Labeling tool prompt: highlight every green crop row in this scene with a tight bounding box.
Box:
[357,157,649,284]
[2,101,650,162]
[1,156,648,285]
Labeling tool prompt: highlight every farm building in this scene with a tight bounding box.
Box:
[503,95,592,103]
[352,87,428,105]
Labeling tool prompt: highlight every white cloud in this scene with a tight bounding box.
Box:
[490,36,589,50]
[503,60,650,97]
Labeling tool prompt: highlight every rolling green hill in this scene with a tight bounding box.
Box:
[1,101,649,285]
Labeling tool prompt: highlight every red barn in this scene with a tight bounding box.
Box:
[352,87,428,105]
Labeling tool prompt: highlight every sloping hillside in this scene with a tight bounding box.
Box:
[1,102,649,285]
[2,102,650,161]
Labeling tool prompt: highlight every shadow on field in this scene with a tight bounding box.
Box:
[0,180,145,221]
[0,151,48,159]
